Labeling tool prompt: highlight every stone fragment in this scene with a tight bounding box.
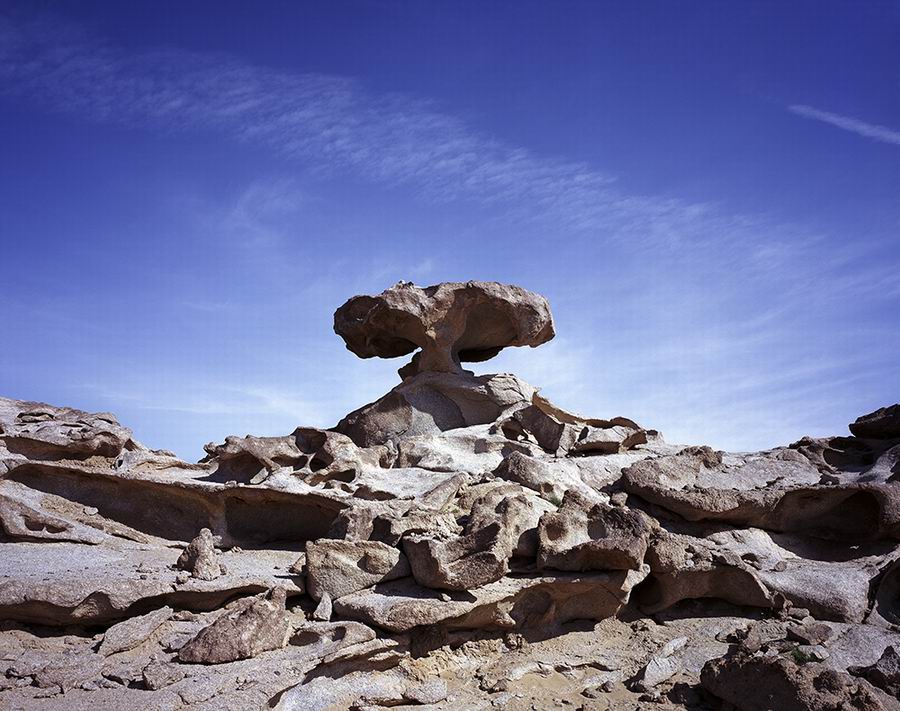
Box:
[99,605,173,656]
[141,660,185,690]
[312,591,333,621]
[176,528,222,581]
[787,621,834,646]
[305,539,410,600]
[276,668,447,711]
[178,588,290,664]
[631,637,687,691]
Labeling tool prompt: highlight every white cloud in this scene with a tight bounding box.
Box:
[789,104,900,148]
[0,14,805,255]
[2,15,897,455]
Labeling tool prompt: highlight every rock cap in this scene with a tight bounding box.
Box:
[334,280,555,377]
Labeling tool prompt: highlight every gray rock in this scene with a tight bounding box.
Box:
[0,397,133,461]
[537,491,651,572]
[99,606,173,656]
[850,405,900,440]
[333,568,648,633]
[336,370,536,447]
[333,280,554,376]
[701,648,900,711]
[178,588,290,663]
[141,660,184,690]
[176,528,222,581]
[312,591,333,621]
[851,646,900,698]
[305,539,410,600]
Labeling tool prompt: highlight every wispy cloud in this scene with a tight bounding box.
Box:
[0,14,812,260]
[2,14,897,456]
[789,104,900,147]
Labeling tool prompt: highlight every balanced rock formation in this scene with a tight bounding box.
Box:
[1,280,898,710]
[334,280,555,376]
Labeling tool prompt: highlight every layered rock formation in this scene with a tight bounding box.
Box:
[1,279,898,710]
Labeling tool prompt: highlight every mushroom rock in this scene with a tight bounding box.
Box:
[332,281,555,447]
[333,281,555,378]
[8,278,900,709]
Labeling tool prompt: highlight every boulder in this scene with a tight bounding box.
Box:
[98,605,173,656]
[639,527,878,622]
[333,280,554,376]
[178,588,290,664]
[701,649,900,711]
[404,523,510,591]
[305,539,411,600]
[537,491,652,571]
[176,528,222,581]
[404,490,553,590]
[335,371,535,447]
[851,646,900,698]
[0,397,133,461]
[851,405,900,440]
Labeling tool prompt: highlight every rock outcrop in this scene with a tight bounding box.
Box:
[850,404,900,440]
[1,280,897,710]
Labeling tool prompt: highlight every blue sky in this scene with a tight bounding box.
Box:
[2,1,898,460]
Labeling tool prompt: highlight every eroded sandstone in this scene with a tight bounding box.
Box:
[2,281,897,710]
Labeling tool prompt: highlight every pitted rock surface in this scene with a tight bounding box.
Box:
[333,280,555,376]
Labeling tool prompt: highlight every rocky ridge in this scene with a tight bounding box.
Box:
[1,280,898,710]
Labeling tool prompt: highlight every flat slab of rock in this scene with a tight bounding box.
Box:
[99,605,173,656]
[0,397,133,461]
[333,568,648,633]
[0,541,303,625]
[623,446,900,543]
[851,404,900,440]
